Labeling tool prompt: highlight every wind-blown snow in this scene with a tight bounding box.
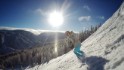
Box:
[26,2,124,70]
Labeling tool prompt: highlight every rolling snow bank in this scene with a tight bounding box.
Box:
[26,2,124,70]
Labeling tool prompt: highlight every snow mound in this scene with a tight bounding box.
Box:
[26,2,124,70]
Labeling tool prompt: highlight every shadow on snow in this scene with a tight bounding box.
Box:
[84,56,109,70]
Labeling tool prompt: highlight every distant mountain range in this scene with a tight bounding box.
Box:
[0,28,66,55]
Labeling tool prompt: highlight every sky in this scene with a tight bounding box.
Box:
[0,0,123,32]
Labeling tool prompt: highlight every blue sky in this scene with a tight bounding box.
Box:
[0,0,123,32]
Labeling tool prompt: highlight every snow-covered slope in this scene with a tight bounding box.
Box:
[26,2,124,70]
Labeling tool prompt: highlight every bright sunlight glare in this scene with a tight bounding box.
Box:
[54,37,58,53]
[48,11,64,27]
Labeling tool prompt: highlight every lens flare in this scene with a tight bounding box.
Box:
[54,33,58,56]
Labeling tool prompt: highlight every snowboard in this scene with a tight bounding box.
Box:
[77,55,86,68]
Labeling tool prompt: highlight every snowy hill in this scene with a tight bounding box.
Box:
[26,2,124,70]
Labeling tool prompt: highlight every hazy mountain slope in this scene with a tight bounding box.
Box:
[0,29,65,55]
[26,2,124,70]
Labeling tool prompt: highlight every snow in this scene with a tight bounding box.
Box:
[26,2,124,70]
[26,51,88,70]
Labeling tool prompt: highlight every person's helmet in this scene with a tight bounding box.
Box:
[65,31,70,36]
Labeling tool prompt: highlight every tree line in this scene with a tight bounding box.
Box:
[79,24,101,42]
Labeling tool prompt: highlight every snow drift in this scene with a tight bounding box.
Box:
[26,2,124,70]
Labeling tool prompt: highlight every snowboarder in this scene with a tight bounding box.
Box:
[65,31,75,52]
[65,31,85,62]
[74,35,85,62]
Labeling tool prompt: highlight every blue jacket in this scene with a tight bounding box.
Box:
[74,42,84,57]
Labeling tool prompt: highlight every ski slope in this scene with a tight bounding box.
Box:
[26,2,124,70]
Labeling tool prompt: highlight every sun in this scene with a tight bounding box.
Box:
[48,11,64,27]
